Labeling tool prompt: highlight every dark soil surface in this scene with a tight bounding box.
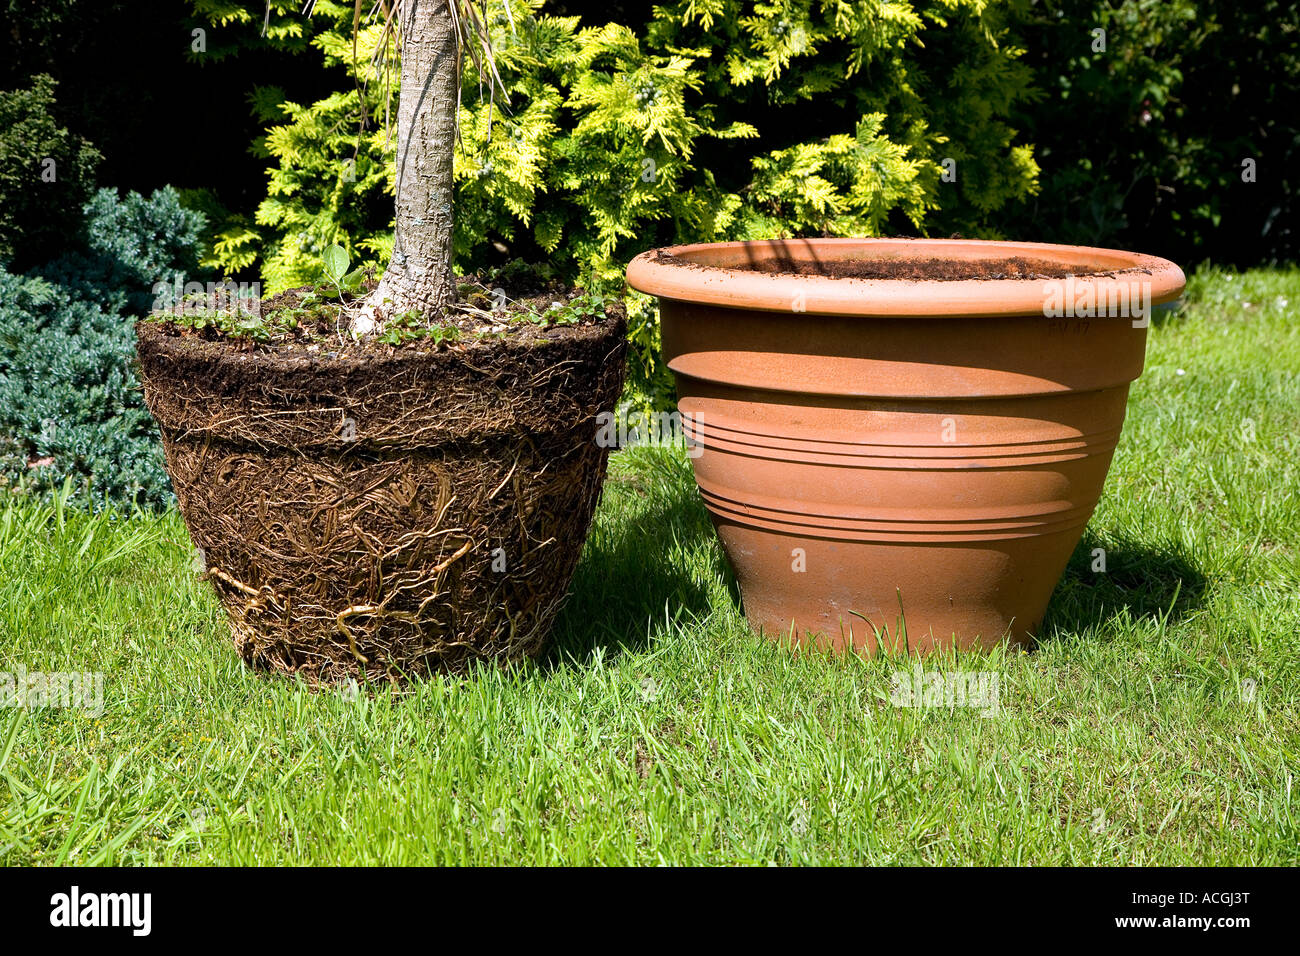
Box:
[144,263,621,358]
[653,247,1149,281]
[748,255,1082,280]
[135,308,626,391]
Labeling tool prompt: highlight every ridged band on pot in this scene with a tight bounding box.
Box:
[136,317,627,683]
[627,238,1185,654]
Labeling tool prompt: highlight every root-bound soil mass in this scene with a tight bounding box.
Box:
[136,278,626,684]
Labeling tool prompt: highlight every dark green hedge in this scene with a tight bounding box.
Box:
[0,75,101,271]
[999,0,1299,263]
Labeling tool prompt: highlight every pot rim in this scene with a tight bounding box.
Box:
[626,237,1186,318]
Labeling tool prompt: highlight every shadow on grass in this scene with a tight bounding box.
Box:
[1149,300,1190,331]
[543,462,719,669]
[1040,528,1209,639]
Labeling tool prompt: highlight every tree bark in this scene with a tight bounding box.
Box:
[369,0,458,320]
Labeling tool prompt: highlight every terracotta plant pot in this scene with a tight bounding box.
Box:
[627,238,1185,654]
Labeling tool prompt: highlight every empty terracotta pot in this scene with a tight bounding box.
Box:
[627,238,1185,654]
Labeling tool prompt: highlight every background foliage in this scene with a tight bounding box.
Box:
[0,188,205,511]
[1001,0,1300,263]
[0,75,101,270]
[191,0,1043,400]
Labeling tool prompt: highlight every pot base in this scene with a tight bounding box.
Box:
[719,524,1087,653]
[677,379,1127,657]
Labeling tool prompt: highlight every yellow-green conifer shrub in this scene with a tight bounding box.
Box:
[193,0,1041,403]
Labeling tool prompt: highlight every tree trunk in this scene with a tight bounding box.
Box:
[369,0,459,321]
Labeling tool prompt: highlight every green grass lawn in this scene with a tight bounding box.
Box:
[1,266,1297,865]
